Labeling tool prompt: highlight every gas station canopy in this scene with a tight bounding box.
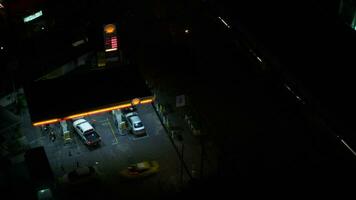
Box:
[24,65,153,126]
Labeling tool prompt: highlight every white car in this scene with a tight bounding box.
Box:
[73,119,101,146]
[58,166,98,185]
[124,112,146,136]
[37,188,54,200]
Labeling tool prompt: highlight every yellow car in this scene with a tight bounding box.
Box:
[120,161,159,179]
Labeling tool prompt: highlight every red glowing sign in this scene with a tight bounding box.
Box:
[104,24,119,52]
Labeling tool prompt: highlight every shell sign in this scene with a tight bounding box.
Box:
[104,24,118,52]
[104,24,116,34]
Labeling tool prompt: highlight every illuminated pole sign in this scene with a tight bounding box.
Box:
[104,24,118,52]
[23,10,43,23]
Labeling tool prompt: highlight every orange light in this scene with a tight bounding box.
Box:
[104,24,116,34]
[32,99,154,127]
[33,119,60,126]
[132,98,140,105]
[64,103,132,120]
[140,98,153,104]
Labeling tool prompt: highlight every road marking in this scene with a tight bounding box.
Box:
[218,16,231,29]
[106,119,119,144]
[340,139,356,157]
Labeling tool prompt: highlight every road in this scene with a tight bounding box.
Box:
[202,0,356,149]
[122,3,356,195]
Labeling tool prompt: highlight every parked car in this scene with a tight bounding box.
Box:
[119,161,159,179]
[73,118,101,146]
[124,112,146,136]
[37,188,54,200]
[59,166,99,185]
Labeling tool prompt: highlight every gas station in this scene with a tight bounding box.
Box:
[23,22,154,141]
[17,22,181,199]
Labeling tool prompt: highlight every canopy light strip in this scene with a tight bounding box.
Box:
[33,119,60,126]
[32,97,154,126]
[140,99,153,104]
